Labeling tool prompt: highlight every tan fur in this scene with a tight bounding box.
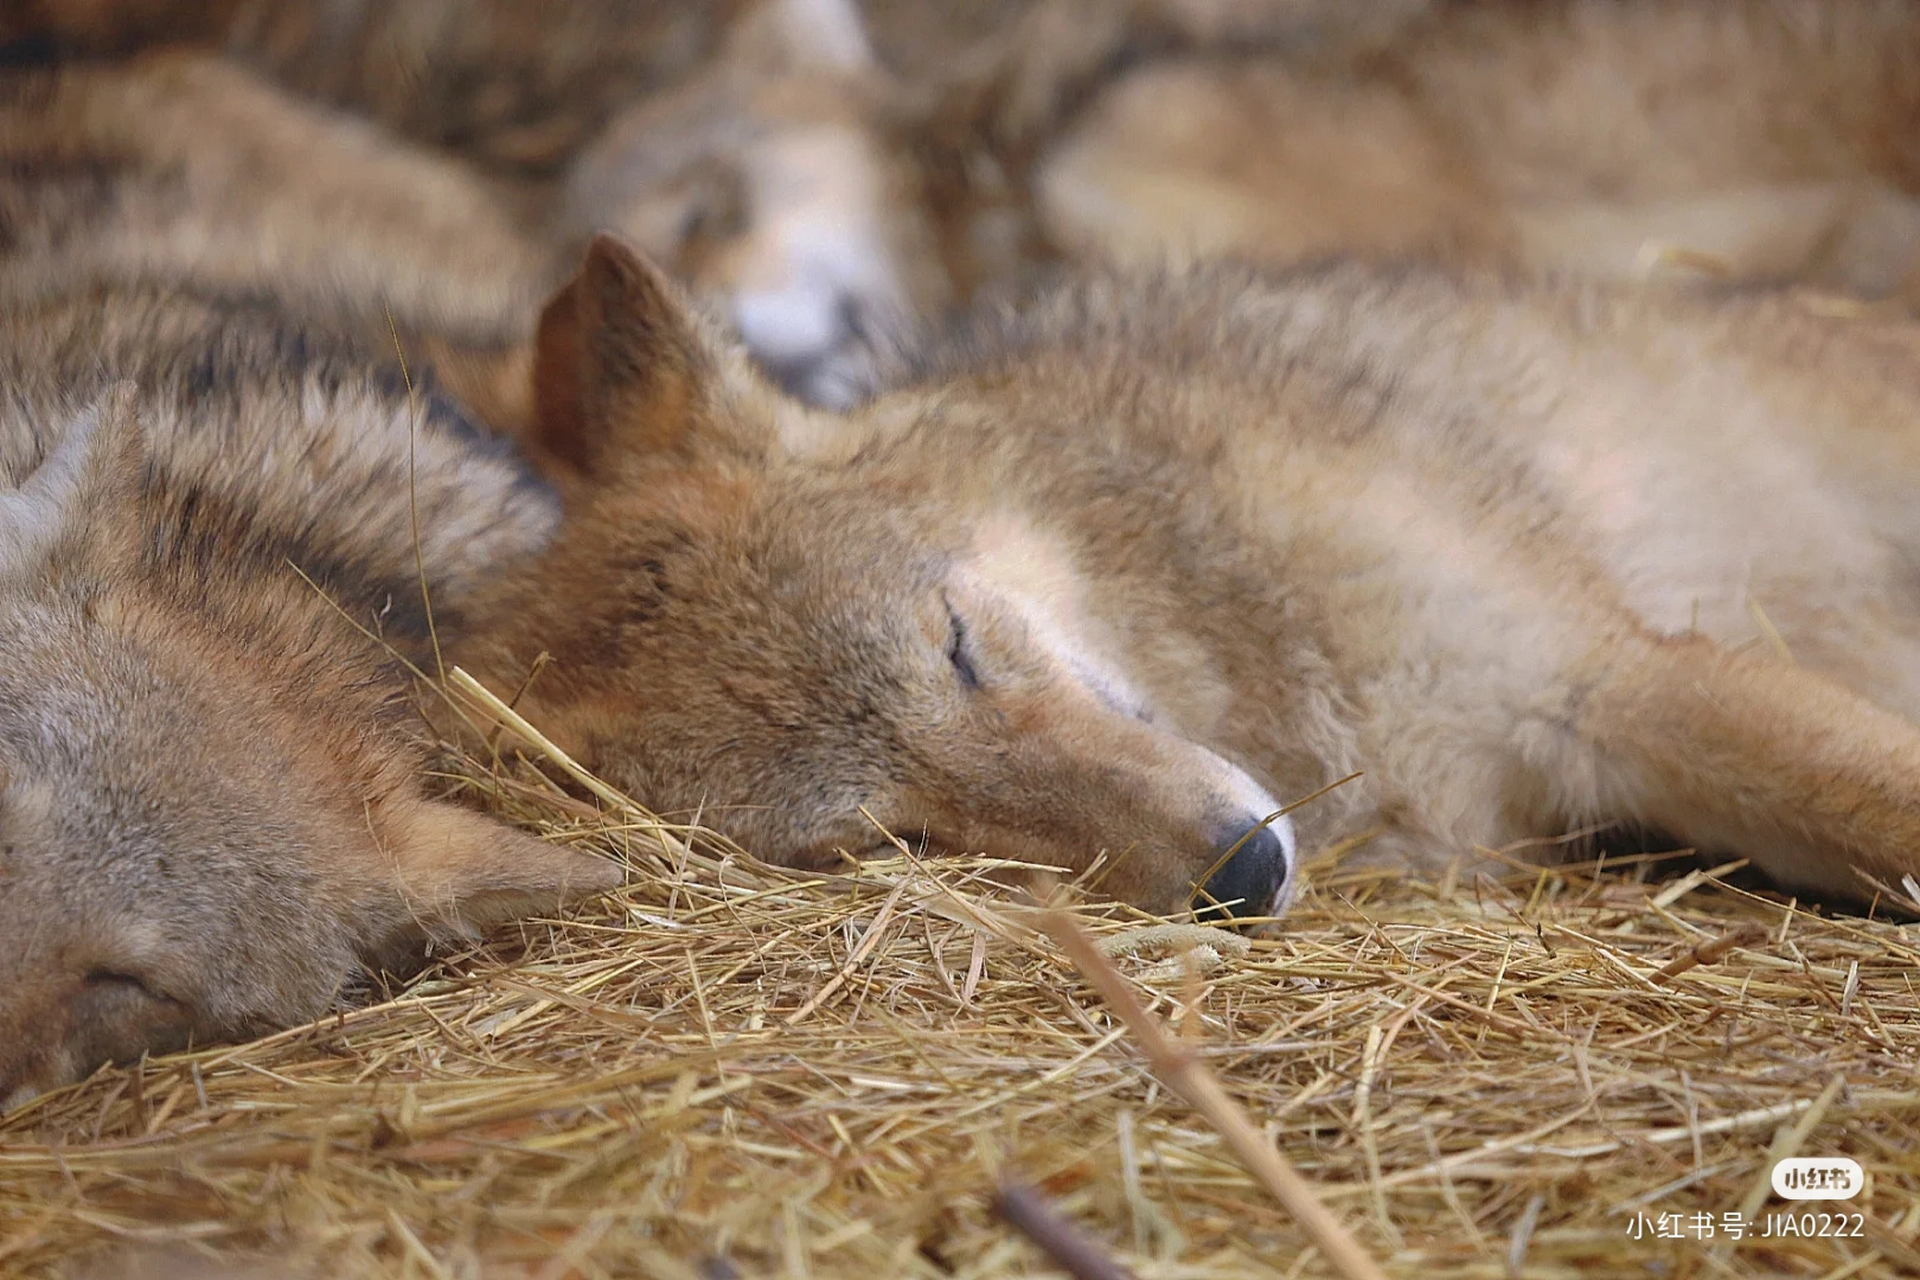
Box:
[553,0,1920,401]
[557,0,1418,402]
[3,0,979,405]
[469,236,1920,920]
[0,0,1437,402]
[1037,1,1920,297]
[0,285,618,1107]
[0,51,561,427]
[0,72,622,1100]
[3,0,745,179]
[33,2,1920,401]
[558,0,963,407]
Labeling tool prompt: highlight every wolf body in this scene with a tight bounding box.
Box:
[0,49,561,431]
[1036,1,1920,298]
[0,56,619,1101]
[558,0,1426,404]
[469,236,1920,919]
[0,283,618,1107]
[0,3,950,409]
[22,2,1920,402]
[539,0,1920,405]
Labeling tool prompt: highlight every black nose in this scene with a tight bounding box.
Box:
[1195,819,1289,922]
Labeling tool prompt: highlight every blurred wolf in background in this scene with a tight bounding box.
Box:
[0,0,1438,404]
[280,0,1920,402]
[1,0,958,405]
[552,0,1438,404]
[1033,0,1920,298]
[0,47,564,431]
[467,234,1920,923]
[0,61,617,1105]
[17,0,1920,403]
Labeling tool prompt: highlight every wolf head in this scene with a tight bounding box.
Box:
[561,0,988,410]
[471,235,1294,920]
[0,392,617,1107]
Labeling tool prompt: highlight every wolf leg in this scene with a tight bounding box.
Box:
[1577,631,1920,899]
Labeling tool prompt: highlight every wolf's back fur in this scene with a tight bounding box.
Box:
[1038,1,1920,296]
[890,261,1920,869]
[0,288,553,625]
[0,51,555,349]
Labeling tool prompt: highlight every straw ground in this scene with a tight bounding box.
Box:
[2,671,1918,1278]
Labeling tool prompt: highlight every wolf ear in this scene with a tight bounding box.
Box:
[375,799,623,940]
[0,385,144,579]
[532,233,726,476]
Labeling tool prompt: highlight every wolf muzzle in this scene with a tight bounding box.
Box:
[1196,817,1291,922]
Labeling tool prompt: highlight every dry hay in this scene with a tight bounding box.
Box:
[4,678,1920,1279]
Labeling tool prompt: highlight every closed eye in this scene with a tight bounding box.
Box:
[945,598,981,691]
[85,968,146,991]
[84,968,182,1009]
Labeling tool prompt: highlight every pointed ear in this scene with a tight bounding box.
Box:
[1,383,145,579]
[532,233,721,476]
[379,799,622,939]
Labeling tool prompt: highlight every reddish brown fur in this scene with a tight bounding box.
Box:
[468,236,1920,920]
[469,241,1300,915]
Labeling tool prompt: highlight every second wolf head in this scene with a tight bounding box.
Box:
[0,292,617,1105]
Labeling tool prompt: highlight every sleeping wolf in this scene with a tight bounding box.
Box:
[0,1,949,408]
[570,0,1920,404]
[0,286,618,1108]
[10,0,1424,406]
[0,71,625,1106]
[467,235,1920,920]
[23,1,1920,401]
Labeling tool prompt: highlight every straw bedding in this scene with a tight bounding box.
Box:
[3,681,1918,1279]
